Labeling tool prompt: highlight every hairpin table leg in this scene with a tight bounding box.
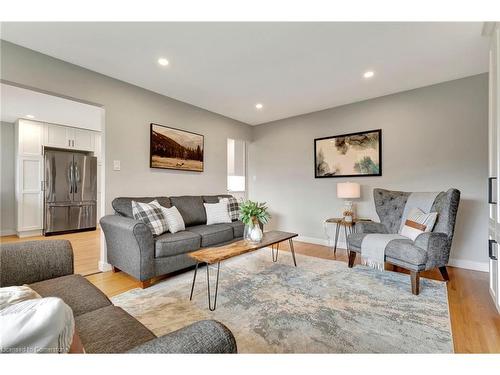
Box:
[272,242,280,262]
[206,262,221,311]
[189,262,199,301]
[289,239,297,267]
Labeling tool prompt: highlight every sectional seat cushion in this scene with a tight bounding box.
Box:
[170,196,207,226]
[29,274,111,317]
[155,231,201,258]
[186,224,234,247]
[227,220,245,238]
[75,305,156,353]
[112,197,171,218]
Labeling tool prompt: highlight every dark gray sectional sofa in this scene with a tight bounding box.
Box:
[0,240,237,353]
[100,195,244,288]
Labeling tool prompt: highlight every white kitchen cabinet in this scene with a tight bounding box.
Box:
[17,119,44,156]
[488,23,500,314]
[45,123,95,151]
[15,120,44,236]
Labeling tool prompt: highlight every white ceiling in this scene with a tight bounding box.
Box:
[1,83,104,131]
[1,22,489,125]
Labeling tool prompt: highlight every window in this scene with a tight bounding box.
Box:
[227,138,246,200]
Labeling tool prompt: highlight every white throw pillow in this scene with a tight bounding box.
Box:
[400,207,438,241]
[204,202,232,225]
[162,206,186,234]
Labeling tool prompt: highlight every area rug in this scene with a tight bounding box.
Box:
[111,249,453,353]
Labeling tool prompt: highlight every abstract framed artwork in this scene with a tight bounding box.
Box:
[150,123,204,172]
[314,129,382,178]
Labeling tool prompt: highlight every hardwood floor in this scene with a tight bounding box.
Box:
[0,229,101,276]
[2,231,499,352]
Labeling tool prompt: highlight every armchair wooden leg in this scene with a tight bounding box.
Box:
[140,279,152,289]
[410,271,420,295]
[439,266,450,281]
[348,251,357,268]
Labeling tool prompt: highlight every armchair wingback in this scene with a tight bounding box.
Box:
[347,188,461,295]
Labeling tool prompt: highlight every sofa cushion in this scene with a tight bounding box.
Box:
[155,231,201,258]
[347,234,427,266]
[112,196,171,218]
[186,224,234,247]
[75,305,155,353]
[30,274,111,317]
[170,196,206,226]
[202,194,233,203]
[227,220,244,238]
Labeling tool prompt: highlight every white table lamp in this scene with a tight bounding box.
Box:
[337,182,361,221]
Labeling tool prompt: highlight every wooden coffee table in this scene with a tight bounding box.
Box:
[188,230,298,310]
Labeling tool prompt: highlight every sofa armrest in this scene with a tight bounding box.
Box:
[100,215,155,281]
[128,320,237,354]
[414,232,450,269]
[0,240,74,287]
[355,221,388,234]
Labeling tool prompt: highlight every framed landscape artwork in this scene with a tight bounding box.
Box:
[150,123,204,172]
[314,129,382,178]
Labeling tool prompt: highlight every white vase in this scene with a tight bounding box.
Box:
[249,225,263,242]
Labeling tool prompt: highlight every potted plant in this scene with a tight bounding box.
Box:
[239,200,271,242]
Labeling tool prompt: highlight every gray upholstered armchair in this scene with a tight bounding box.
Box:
[347,188,460,295]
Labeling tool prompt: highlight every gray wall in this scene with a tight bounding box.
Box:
[0,122,15,235]
[248,74,489,269]
[1,41,253,214]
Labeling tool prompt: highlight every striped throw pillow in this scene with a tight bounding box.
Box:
[162,206,185,234]
[132,200,168,236]
[204,202,232,225]
[400,207,438,241]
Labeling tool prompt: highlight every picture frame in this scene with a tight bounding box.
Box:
[150,123,204,172]
[314,129,382,178]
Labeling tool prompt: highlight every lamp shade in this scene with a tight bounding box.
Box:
[337,182,360,199]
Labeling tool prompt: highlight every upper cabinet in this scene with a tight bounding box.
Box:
[17,119,44,156]
[44,123,95,151]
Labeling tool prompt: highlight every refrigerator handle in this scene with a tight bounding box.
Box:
[68,162,73,194]
[490,239,498,261]
[74,161,79,194]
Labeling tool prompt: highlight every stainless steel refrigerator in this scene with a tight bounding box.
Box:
[44,150,97,235]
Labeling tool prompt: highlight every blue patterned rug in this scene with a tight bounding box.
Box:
[112,249,453,353]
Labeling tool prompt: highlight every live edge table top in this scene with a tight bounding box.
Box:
[188,230,298,264]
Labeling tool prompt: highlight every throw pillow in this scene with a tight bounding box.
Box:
[162,206,186,233]
[400,207,438,241]
[132,200,168,236]
[204,202,232,225]
[219,196,240,221]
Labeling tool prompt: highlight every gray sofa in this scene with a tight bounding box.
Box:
[0,240,237,354]
[100,195,244,288]
[347,188,460,295]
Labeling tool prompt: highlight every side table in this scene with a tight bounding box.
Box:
[324,218,369,254]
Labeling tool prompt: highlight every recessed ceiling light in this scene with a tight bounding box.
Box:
[255,103,263,110]
[26,114,35,119]
[363,71,375,79]
[158,58,169,66]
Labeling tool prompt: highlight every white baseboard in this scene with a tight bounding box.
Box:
[98,261,112,272]
[295,235,489,273]
[448,258,489,273]
[296,235,347,250]
[0,229,16,236]
[17,229,43,238]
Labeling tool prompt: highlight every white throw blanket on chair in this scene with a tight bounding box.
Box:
[361,191,439,271]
